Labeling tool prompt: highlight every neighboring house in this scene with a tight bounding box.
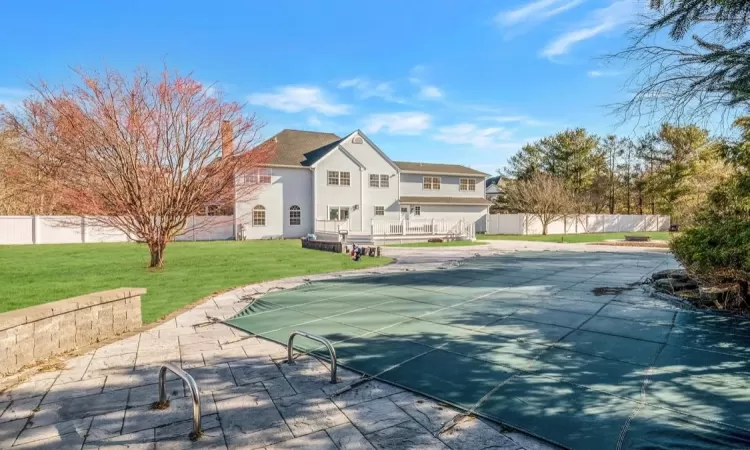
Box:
[485,175,501,201]
[234,129,491,244]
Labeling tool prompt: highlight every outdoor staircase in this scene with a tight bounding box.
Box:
[345,232,374,246]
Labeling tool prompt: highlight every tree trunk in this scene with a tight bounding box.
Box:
[739,280,749,304]
[148,241,167,268]
[542,222,548,235]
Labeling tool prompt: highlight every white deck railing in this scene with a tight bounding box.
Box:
[314,219,350,233]
[370,218,474,239]
[314,217,475,240]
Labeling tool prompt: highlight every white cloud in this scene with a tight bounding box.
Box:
[434,123,518,150]
[363,112,432,135]
[418,85,442,99]
[408,66,444,101]
[542,23,614,57]
[496,0,586,26]
[587,69,621,77]
[542,0,642,58]
[307,115,322,126]
[248,86,350,116]
[337,78,403,103]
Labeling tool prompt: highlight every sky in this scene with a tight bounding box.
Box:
[0,0,650,174]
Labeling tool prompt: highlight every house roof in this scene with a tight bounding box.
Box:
[262,129,342,167]
[394,161,488,176]
[485,175,501,188]
[257,129,487,176]
[399,196,492,206]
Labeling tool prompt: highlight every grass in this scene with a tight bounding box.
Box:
[0,240,391,323]
[386,240,489,248]
[478,231,673,243]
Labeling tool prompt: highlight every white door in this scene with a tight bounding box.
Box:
[400,206,409,221]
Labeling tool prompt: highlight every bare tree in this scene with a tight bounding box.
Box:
[612,1,750,128]
[501,173,577,235]
[2,67,274,267]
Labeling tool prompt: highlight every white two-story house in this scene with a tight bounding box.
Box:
[234,129,490,244]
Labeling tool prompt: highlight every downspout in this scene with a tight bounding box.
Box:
[311,167,317,233]
[359,167,364,232]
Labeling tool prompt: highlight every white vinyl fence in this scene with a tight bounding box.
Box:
[479,214,670,235]
[0,216,235,245]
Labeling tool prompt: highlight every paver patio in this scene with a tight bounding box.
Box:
[4,242,744,449]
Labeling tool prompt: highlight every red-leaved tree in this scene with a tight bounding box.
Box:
[2,67,274,267]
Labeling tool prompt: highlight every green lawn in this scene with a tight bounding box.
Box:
[0,240,391,323]
[387,240,489,248]
[479,231,673,243]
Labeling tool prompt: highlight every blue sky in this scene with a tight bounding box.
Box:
[0,0,648,174]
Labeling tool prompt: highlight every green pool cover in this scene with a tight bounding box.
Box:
[226,252,750,449]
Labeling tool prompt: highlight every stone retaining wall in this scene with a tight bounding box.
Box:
[0,288,145,376]
[301,239,344,253]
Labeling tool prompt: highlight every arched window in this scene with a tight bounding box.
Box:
[252,205,266,227]
[289,205,301,226]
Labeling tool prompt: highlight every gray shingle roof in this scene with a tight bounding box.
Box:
[394,161,488,176]
[262,129,341,167]
[257,130,488,177]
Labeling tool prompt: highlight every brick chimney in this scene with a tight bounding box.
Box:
[221,120,233,157]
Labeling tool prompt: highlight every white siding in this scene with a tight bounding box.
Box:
[338,132,401,224]
[399,173,484,198]
[235,167,313,239]
[314,150,363,231]
[415,205,488,224]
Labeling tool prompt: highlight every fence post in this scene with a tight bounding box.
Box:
[81,216,86,243]
[32,215,39,244]
[370,219,374,237]
[401,219,406,236]
[431,218,435,235]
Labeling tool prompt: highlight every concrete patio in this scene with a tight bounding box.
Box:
[0,241,675,449]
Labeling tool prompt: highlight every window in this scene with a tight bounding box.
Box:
[289,205,301,226]
[369,173,390,188]
[459,178,476,191]
[244,168,272,184]
[413,206,421,216]
[329,207,350,221]
[374,206,385,216]
[423,176,441,190]
[252,205,266,226]
[327,170,350,186]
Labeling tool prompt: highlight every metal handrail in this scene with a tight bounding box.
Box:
[153,363,202,440]
[287,331,338,384]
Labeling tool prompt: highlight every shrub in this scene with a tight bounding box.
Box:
[427,238,443,243]
[671,220,750,304]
